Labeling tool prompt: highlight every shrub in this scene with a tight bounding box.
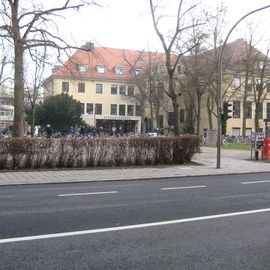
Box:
[0,135,200,170]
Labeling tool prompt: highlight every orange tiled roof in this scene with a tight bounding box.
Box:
[54,45,167,81]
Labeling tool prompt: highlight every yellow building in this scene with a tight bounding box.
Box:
[221,39,270,137]
[43,44,167,134]
[194,39,270,137]
[43,39,270,137]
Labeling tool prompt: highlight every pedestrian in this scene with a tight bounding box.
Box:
[46,124,53,138]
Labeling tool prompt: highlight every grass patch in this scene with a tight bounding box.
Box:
[222,143,251,151]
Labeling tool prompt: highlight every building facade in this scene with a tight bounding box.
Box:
[43,39,270,137]
[43,44,169,134]
[0,86,13,130]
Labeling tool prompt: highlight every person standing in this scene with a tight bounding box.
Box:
[46,124,53,138]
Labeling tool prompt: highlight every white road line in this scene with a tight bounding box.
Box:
[241,180,270,185]
[161,185,206,191]
[58,191,119,197]
[2,207,269,244]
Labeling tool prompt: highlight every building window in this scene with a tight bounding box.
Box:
[245,102,252,119]
[62,82,69,93]
[95,103,102,115]
[119,105,126,116]
[133,69,141,77]
[78,82,85,93]
[232,127,241,136]
[111,104,117,115]
[111,85,118,95]
[246,78,252,92]
[0,109,12,117]
[96,65,106,74]
[127,85,134,96]
[119,85,126,95]
[78,64,88,73]
[257,61,264,69]
[267,103,270,119]
[80,103,85,114]
[115,67,124,75]
[159,115,163,128]
[135,105,141,116]
[255,79,262,92]
[86,103,93,114]
[96,83,103,94]
[168,112,174,126]
[180,109,185,123]
[233,101,240,118]
[127,105,134,116]
[232,77,240,89]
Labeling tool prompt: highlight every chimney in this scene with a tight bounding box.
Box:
[52,65,61,73]
[85,42,95,52]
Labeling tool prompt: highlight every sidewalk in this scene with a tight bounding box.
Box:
[0,147,269,186]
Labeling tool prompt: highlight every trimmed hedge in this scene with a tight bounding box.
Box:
[0,135,201,170]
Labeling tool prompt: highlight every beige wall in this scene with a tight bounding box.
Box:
[51,77,142,131]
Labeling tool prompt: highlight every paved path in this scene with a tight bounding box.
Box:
[0,147,269,186]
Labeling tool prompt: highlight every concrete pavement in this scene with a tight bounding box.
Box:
[0,146,269,186]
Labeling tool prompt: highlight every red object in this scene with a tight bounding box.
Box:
[262,138,270,160]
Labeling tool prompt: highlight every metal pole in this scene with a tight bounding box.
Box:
[216,5,270,169]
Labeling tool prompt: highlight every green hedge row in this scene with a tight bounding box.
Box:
[0,136,201,170]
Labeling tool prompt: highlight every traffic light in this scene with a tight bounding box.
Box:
[221,101,232,135]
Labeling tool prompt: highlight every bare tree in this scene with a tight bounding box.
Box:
[122,50,149,134]
[0,0,98,137]
[181,21,209,135]
[25,47,49,136]
[123,50,169,133]
[149,0,203,135]
[250,47,270,132]
[203,2,227,131]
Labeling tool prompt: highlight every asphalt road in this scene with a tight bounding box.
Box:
[1,173,270,269]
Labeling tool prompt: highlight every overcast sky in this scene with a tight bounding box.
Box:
[56,0,270,52]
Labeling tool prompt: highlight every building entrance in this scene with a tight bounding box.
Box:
[96,120,136,135]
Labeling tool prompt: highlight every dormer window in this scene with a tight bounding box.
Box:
[258,61,264,69]
[78,64,88,73]
[133,68,141,77]
[115,67,124,75]
[96,65,106,74]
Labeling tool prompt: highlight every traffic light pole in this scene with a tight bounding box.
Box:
[216,5,270,169]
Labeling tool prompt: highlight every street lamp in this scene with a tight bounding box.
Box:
[216,5,270,169]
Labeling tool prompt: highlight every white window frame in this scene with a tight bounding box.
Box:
[96,65,106,74]
[133,68,141,77]
[78,64,88,73]
[115,67,124,75]
[96,83,103,94]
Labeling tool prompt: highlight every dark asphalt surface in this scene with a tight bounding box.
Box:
[1,173,270,269]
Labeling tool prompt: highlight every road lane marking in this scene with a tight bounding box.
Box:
[241,180,270,185]
[2,207,270,244]
[58,191,119,197]
[161,185,206,191]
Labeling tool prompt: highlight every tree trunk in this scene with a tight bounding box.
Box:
[172,97,180,135]
[155,105,160,130]
[31,105,36,137]
[140,101,146,134]
[196,95,201,135]
[254,106,260,133]
[11,1,25,137]
[13,42,25,137]
[207,96,213,130]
